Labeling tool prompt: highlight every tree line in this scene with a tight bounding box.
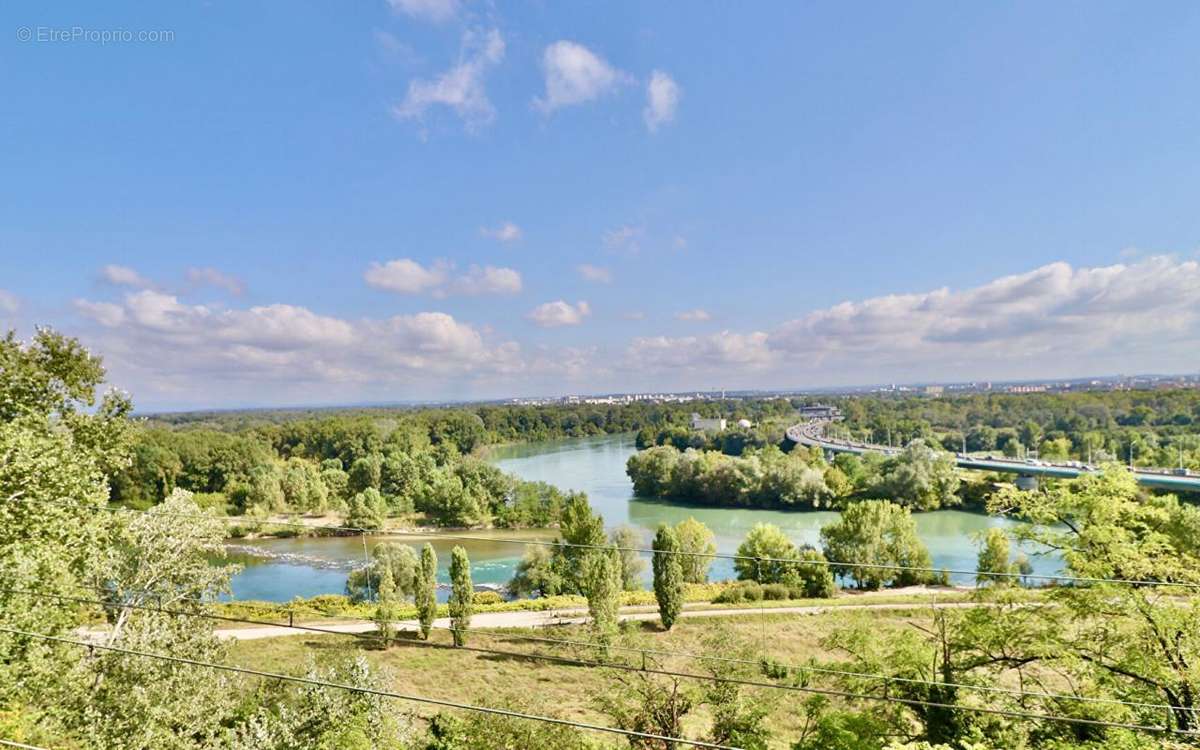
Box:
[110,396,805,528]
[626,439,963,511]
[832,389,1200,468]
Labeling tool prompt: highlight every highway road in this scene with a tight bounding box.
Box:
[787,420,1200,491]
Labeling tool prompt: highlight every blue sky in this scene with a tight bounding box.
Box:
[3,1,1200,410]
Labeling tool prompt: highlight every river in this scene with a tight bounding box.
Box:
[227,433,1058,601]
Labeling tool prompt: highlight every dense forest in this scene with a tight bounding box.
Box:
[626,441,966,511]
[111,396,800,528]
[626,390,1200,512]
[830,390,1200,467]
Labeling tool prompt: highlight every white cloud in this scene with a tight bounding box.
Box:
[74,299,126,327]
[534,41,628,113]
[480,221,522,242]
[449,265,523,296]
[0,290,19,315]
[73,291,527,398]
[602,224,643,255]
[770,257,1200,370]
[675,308,711,322]
[186,267,246,295]
[643,70,680,132]
[577,264,612,283]
[527,300,591,328]
[364,259,450,294]
[394,28,505,132]
[365,259,521,296]
[627,331,772,371]
[387,0,458,23]
[100,265,153,289]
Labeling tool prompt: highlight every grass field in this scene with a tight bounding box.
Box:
[226,605,942,746]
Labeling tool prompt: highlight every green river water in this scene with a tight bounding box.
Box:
[227,433,1058,601]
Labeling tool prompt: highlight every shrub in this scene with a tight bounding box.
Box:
[473,590,503,606]
[713,587,744,604]
[741,583,764,601]
[762,583,789,601]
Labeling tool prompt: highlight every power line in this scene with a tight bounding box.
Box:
[20,496,1200,590]
[18,583,1193,717]
[9,589,1199,733]
[0,625,738,750]
[0,740,53,750]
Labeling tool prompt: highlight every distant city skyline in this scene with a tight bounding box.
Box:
[4,2,1200,410]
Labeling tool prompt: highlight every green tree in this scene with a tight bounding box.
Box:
[0,328,135,733]
[625,445,680,496]
[975,527,1013,587]
[652,525,684,630]
[448,546,473,647]
[416,543,438,641]
[991,467,1200,731]
[701,630,773,750]
[374,564,398,646]
[280,457,328,513]
[733,523,800,583]
[237,657,410,748]
[877,440,961,510]
[820,501,933,590]
[347,454,382,495]
[674,517,716,584]
[346,487,387,530]
[508,544,564,598]
[609,525,647,591]
[557,494,606,594]
[734,523,835,596]
[421,469,487,527]
[586,546,622,650]
[346,542,418,602]
[72,489,240,749]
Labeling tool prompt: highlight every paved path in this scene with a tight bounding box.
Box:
[213,599,979,641]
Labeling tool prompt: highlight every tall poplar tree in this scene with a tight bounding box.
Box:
[448,546,473,647]
[652,525,684,630]
[416,543,438,640]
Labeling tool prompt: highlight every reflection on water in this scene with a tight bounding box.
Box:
[227,432,1060,601]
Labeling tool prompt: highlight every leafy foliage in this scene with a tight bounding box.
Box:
[448,546,473,647]
[820,502,935,590]
[651,526,684,630]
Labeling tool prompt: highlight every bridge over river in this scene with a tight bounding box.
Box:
[787,420,1200,492]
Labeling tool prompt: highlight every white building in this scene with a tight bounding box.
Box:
[690,413,727,431]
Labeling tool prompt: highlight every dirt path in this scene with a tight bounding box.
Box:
[213,599,978,641]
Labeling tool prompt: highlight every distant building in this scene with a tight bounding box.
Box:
[924,385,944,397]
[690,413,727,431]
[736,418,753,428]
[1007,384,1048,394]
[797,405,841,420]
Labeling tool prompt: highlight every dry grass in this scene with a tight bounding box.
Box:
[226,606,939,746]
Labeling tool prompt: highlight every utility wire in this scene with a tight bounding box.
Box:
[0,625,738,750]
[9,589,1200,732]
[20,496,1200,591]
[0,740,53,750]
[30,583,1200,716]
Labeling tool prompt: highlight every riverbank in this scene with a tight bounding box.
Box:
[221,511,562,541]
[213,589,984,641]
[222,432,1063,602]
[213,582,979,624]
